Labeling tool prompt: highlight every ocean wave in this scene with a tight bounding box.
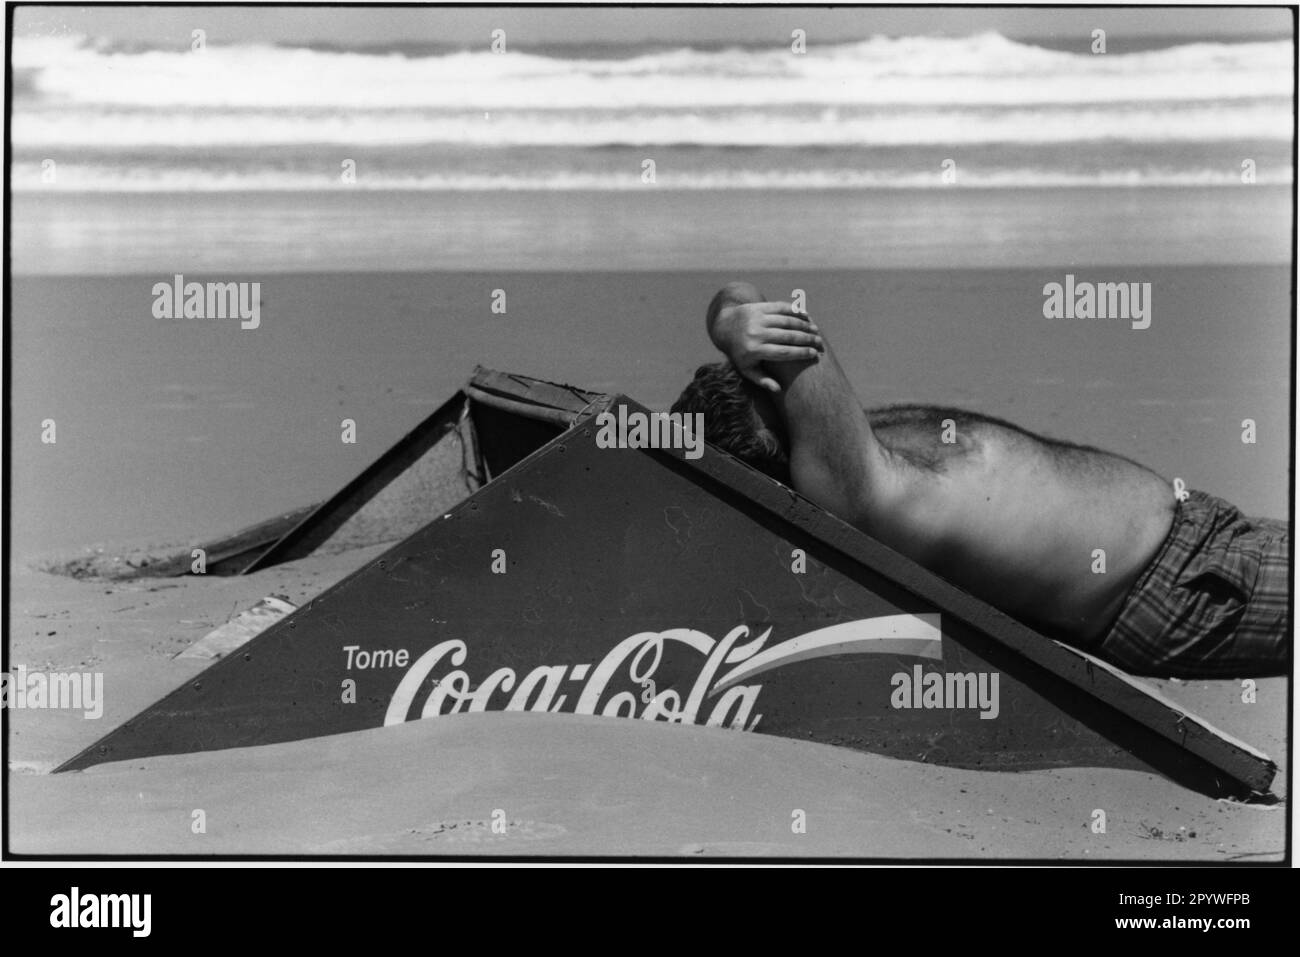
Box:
[11,30,1291,191]
[12,100,1290,149]
[12,32,1293,111]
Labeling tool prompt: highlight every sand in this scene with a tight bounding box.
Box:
[7,256,1292,859]
[9,265,1291,565]
[6,546,1287,859]
[11,187,1292,276]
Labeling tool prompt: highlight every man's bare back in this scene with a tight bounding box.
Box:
[864,404,1174,641]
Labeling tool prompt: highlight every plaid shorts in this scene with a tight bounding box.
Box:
[1098,490,1290,678]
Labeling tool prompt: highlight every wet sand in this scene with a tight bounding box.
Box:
[10,264,1291,564]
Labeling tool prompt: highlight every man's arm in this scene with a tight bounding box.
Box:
[705,282,822,392]
[707,283,903,532]
[707,282,948,554]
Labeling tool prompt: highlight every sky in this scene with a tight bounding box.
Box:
[13,3,1294,46]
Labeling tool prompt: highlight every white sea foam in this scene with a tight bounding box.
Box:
[14,33,1292,111]
[11,100,1290,148]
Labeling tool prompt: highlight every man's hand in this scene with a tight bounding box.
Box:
[707,300,823,393]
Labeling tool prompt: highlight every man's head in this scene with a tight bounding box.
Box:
[670,361,790,483]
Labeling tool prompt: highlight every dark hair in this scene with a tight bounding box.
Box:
[670,362,790,482]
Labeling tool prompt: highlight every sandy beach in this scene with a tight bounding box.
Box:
[6,11,1292,863]
[7,546,1287,858]
[7,259,1292,857]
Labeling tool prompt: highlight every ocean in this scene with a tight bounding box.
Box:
[6,30,1295,560]
[10,32,1293,198]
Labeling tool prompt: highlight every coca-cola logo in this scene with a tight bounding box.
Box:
[383,614,941,732]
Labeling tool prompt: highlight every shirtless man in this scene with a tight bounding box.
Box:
[671,282,1289,679]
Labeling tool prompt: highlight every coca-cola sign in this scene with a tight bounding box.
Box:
[383,614,942,731]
